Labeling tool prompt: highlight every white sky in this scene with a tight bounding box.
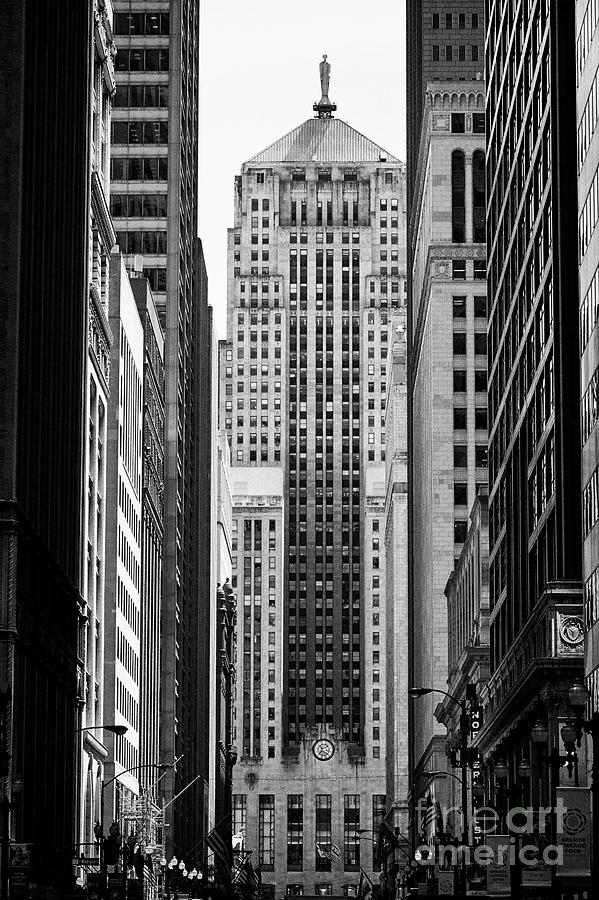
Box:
[198,0,407,337]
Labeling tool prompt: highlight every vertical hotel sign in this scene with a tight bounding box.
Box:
[556,786,591,878]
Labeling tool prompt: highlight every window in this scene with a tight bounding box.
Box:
[233,795,247,836]
[454,520,468,543]
[445,13,452,28]
[372,796,386,865]
[433,45,440,61]
[474,259,486,280]
[445,45,453,61]
[454,483,468,506]
[315,796,332,871]
[454,445,468,468]
[472,150,485,242]
[453,370,467,392]
[259,796,275,870]
[474,333,487,355]
[452,150,466,242]
[472,13,479,28]
[459,45,466,61]
[473,113,485,134]
[453,333,467,355]
[454,407,467,430]
[287,795,303,871]
[452,260,467,280]
[458,12,466,28]
[257,173,265,184]
[475,407,487,430]
[472,45,479,62]
[474,296,486,318]
[474,370,487,391]
[453,296,467,319]
[432,13,439,28]
[344,796,360,871]
[451,114,465,134]
[475,445,488,468]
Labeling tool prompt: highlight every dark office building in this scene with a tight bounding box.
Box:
[0,0,91,895]
[112,1,208,859]
[476,0,585,804]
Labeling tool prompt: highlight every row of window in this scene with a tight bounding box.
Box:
[112,121,168,146]
[453,295,487,319]
[111,157,168,182]
[432,44,480,62]
[454,480,487,508]
[247,793,386,872]
[114,12,169,35]
[454,445,488,468]
[114,84,169,109]
[454,407,487,430]
[111,194,167,218]
[115,230,167,255]
[432,12,480,29]
[452,150,486,243]
[115,48,170,71]
[453,332,487,354]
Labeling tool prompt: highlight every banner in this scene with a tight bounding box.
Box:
[486,835,511,896]
[436,868,455,895]
[556,786,592,878]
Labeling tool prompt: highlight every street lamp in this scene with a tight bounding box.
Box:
[409,688,470,846]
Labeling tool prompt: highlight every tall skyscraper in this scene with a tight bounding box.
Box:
[407,77,487,807]
[475,0,585,811]
[1,1,93,894]
[220,63,407,896]
[577,0,599,710]
[111,2,209,858]
[406,2,486,835]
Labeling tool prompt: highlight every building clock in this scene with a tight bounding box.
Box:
[312,739,335,761]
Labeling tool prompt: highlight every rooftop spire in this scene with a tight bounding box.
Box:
[313,54,337,118]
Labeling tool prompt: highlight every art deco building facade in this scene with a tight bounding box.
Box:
[78,0,118,871]
[111,2,210,857]
[577,0,599,709]
[476,0,585,815]
[220,82,407,895]
[408,81,487,803]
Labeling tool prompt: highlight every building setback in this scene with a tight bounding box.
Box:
[111,1,209,858]
[408,80,487,810]
[476,0,585,818]
[0,0,92,894]
[221,67,407,896]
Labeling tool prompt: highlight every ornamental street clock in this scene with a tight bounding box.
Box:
[312,739,335,761]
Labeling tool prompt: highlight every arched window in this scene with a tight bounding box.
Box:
[452,150,466,242]
[472,150,486,243]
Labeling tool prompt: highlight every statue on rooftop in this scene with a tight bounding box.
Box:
[319,54,331,105]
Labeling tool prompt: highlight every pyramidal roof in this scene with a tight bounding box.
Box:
[245,117,401,166]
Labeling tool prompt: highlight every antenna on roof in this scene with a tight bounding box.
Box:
[313,54,337,119]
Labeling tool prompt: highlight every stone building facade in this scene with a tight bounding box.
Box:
[221,79,407,895]
[408,82,487,811]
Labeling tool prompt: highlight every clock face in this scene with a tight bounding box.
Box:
[312,739,335,761]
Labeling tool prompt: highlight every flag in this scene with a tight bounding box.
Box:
[330,842,341,859]
[207,820,233,875]
[315,842,332,860]
[143,855,156,889]
[422,794,436,839]
[377,821,398,848]
[358,868,373,900]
